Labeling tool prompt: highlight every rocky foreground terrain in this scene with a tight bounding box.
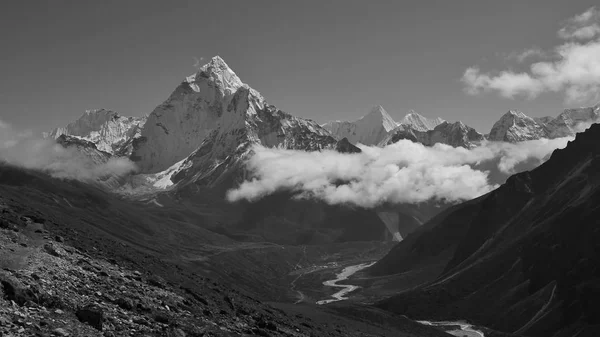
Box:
[0,197,314,337]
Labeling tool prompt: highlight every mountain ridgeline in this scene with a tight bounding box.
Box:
[43,57,600,247]
[46,57,600,192]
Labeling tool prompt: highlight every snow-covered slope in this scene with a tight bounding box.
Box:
[380,121,484,148]
[172,92,337,187]
[322,105,397,145]
[400,111,445,132]
[487,110,548,142]
[46,109,146,156]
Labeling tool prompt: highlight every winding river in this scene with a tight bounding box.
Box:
[316,261,375,305]
[316,262,486,336]
[417,320,485,337]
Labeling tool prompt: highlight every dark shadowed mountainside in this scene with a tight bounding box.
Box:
[373,123,600,337]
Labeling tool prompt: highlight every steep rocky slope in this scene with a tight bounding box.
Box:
[46,109,146,156]
[373,123,600,337]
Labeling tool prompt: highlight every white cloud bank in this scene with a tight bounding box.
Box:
[463,7,600,104]
[0,120,136,181]
[227,138,571,208]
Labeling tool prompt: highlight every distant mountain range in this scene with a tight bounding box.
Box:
[43,56,600,245]
[46,64,599,175]
[323,103,599,147]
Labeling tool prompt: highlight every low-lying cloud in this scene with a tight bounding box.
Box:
[0,120,136,181]
[462,7,600,104]
[227,138,571,208]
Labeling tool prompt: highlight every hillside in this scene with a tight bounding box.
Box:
[373,123,600,337]
[0,160,458,336]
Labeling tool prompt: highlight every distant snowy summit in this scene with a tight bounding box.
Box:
[488,105,600,142]
[321,105,397,146]
[322,107,444,146]
[45,109,146,156]
[400,110,445,132]
[324,103,600,148]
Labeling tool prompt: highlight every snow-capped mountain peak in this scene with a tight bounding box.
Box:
[185,55,243,95]
[130,56,337,182]
[361,105,397,132]
[400,110,445,132]
[322,105,398,145]
[487,109,547,142]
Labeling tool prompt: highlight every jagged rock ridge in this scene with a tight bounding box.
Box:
[380,121,484,148]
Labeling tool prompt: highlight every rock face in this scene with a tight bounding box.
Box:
[322,106,398,145]
[488,110,548,142]
[380,121,484,148]
[335,137,361,153]
[46,109,146,156]
[55,135,112,165]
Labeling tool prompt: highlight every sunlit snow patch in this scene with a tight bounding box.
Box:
[152,158,191,188]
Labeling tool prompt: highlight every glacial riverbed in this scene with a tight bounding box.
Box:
[417,320,485,337]
[316,261,376,305]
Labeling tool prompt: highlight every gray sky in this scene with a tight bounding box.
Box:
[1,0,598,134]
